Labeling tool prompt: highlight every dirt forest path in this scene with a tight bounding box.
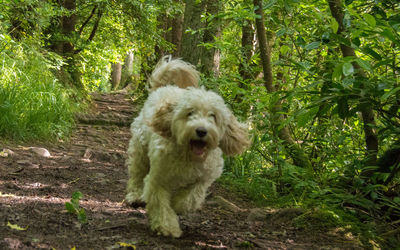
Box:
[0,92,362,249]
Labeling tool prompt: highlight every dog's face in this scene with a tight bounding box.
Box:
[150,88,250,161]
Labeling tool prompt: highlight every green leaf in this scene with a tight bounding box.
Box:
[276,28,286,37]
[65,202,76,213]
[330,33,352,47]
[381,29,400,47]
[381,86,400,101]
[363,13,376,27]
[332,63,343,82]
[304,41,321,50]
[342,62,354,76]
[331,19,339,33]
[77,208,87,224]
[264,0,277,9]
[374,59,392,69]
[297,107,319,127]
[361,47,382,60]
[355,58,371,71]
[71,191,83,200]
[280,45,290,55]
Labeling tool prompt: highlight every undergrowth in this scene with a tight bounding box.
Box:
[219,162,398,249]
[0,37,79,141]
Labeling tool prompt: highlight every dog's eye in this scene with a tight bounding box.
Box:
[187,111,194,117]
[210,113,217,122]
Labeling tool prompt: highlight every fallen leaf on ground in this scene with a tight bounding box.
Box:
[7,222,28,231]
[117,242,136,249]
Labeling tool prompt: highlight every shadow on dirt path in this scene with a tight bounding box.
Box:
[0,92,362,249]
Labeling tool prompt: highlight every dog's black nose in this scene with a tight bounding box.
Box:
[196,127,207,137]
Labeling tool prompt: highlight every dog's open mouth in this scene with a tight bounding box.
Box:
[190,140,207,157]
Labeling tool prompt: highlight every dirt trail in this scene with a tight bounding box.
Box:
[0,92,362,249]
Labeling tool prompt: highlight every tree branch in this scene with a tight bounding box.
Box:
[78,5,97,35]
[87,8,103,43]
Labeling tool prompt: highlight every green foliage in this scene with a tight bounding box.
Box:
[65,191,88,225]
[0,36,78,140]
[210,1,400,247]
[0,0,399,247]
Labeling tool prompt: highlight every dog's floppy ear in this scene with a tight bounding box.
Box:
[149,102,174,138]
[220,113,250,156]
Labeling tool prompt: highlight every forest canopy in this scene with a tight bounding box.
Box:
[0,0,399,247]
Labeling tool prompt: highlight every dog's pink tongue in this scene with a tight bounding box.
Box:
[191,140,206,156]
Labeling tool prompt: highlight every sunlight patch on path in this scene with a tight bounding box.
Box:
[0,193,142,214]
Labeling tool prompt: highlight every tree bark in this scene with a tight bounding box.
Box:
[60,0,76,56]
[200,0,221,76]
[253,0,274,93]
[120,51,134,89]
[328,0,378,168]
[253,0,312,169]
[239,20,256,83]
[171,11,184,57]
[111,62,122,90]
[181,0,204,66]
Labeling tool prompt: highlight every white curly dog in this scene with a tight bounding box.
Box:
[125,56,250,237]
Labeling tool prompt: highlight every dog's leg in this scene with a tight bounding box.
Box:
[172,181,211,214]
[142,177,182,238]
[125,139,149,205]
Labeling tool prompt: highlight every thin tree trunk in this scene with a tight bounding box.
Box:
[120,51,134,89]
[328,0,378,169]
[239,20,255,83]
[169,0,184,57]
[111,62,122,90]
[171,13,183,56]
[181,0,203,66]
[253,0,312,169]
[253,0,274,92]
[200,0,221,76]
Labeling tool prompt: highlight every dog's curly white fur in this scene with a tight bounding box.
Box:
[125,56,250,237]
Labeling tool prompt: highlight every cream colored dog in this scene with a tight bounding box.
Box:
[125,56,250,237]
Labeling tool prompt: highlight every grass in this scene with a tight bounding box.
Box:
[0,38,79,141]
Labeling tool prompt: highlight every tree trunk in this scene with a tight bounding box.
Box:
[120,51,134,89]
[171,12,184,57]
[111,62,122,90]
[166,0,184,57]
[253,0,312,169]
[181,0,204,66]
[60,0,76,56]
[328,0,379,169]
[199,0,221,76]
[239,20,256,83]
[47,0,84,89]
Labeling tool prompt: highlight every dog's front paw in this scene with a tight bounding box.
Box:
[151,218,182,238]
[125,192,145,207]
[156,224,183,238]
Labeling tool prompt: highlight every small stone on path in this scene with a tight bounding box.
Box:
[29,147,51,158]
